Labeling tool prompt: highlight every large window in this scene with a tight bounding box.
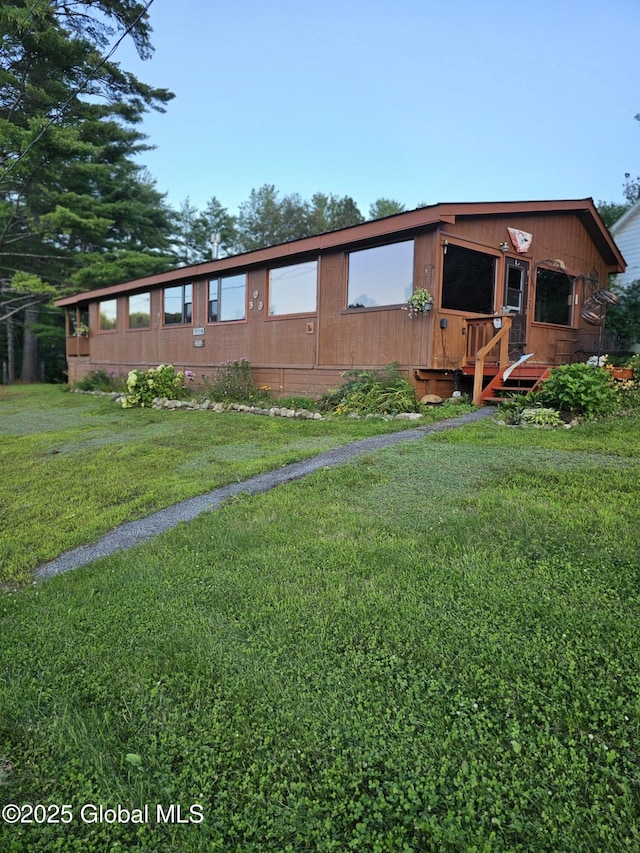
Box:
[441,244,495,314]
[268,261,317,316]
[208,274,246,322]
[163,283,192,325]
[99,299,117,331]
[534,268,573,326]
[347,241,414,308]
[128,292,150,329]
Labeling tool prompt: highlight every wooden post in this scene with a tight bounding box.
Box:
[471,316,512,405]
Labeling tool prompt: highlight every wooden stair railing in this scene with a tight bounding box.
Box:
[463,316,512,405]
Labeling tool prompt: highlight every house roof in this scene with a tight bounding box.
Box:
[55,198,625,307]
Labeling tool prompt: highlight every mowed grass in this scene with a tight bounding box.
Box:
[0,385,428,583]
[1,395,639,851]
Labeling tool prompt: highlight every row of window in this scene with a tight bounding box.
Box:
[94,243,415,331]
[92,241,577,333]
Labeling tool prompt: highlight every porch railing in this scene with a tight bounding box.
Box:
[463,316,512,405]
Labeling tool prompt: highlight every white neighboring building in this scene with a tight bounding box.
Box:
[611,199,640,289]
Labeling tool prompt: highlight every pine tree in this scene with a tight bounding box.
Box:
[0,0,175,378]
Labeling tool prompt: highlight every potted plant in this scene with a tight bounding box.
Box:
[592,355,635,381]
[76,323,89,337]
[403,288,433,318]
[609,366,634,381]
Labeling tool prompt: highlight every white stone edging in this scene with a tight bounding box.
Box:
[69,388,436,420]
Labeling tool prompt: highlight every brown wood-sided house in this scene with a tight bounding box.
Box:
[56,199,626,404]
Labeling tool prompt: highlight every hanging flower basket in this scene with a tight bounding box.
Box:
[403,288,433,318]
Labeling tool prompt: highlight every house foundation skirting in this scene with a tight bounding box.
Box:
[67,360,463,399]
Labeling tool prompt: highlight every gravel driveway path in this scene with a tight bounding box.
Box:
[34,407,494,581]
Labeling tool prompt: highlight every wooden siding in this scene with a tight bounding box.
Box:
[611,202,640,288]
[436,212,615,369]
[60,201,625,396]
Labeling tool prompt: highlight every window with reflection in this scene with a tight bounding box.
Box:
[441,244,495,314]
[534,268,573,325]
[128,292,150,329]
[163,283,192,325]
[268,261,317,315]
[99,299,117,331]
[208,274,246,322]
[347,241,414,308]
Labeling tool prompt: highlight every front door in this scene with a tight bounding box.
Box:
[504,258,529,358]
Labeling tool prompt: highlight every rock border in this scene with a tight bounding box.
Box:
[69,389,465,421]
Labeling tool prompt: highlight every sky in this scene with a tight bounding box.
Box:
[113,0,640,218]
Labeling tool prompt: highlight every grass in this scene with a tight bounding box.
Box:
[0,385,458,584]
[1,387,640,850]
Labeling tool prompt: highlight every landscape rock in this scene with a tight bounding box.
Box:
[394,412,423,421]
[71,388,322,420]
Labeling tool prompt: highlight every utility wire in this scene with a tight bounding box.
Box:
[0,0,156,186]
[3,0,50,45]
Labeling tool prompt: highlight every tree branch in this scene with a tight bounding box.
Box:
[0,295,50,323]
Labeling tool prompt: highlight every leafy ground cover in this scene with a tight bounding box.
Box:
[1,392,639,851]
[0,385,463,584]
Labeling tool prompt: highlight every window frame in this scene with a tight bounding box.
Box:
[163,283,193,326]
[533,266,575,327]
[98,298,118,332]
[127,291,151,330]
[68,306,89,336]
[267,259,318,317]
[207,273,247,324]
[440,240,498,315]
[345,239,415,311]
[504,263,525,312]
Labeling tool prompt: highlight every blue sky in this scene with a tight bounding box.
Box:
[114,0,640,217]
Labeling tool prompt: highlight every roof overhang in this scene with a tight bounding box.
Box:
[55,198,625,307]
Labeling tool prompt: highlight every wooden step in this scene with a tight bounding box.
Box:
[501,383,538,392]
[479,364,551,405]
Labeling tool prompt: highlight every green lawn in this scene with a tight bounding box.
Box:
[1,388,639,851]
[0,385,440,584]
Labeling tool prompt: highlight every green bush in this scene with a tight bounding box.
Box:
[519,405,564,427]
[626,353,640,374]
[73,369,123,392]
[538,363,619,418]
[204,358,269,405]
[121,364,186,408]
[320,363,420,415]
[498,393,565,427]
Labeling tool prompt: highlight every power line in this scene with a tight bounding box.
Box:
[0,0,156,186]
[4,0,50,45]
